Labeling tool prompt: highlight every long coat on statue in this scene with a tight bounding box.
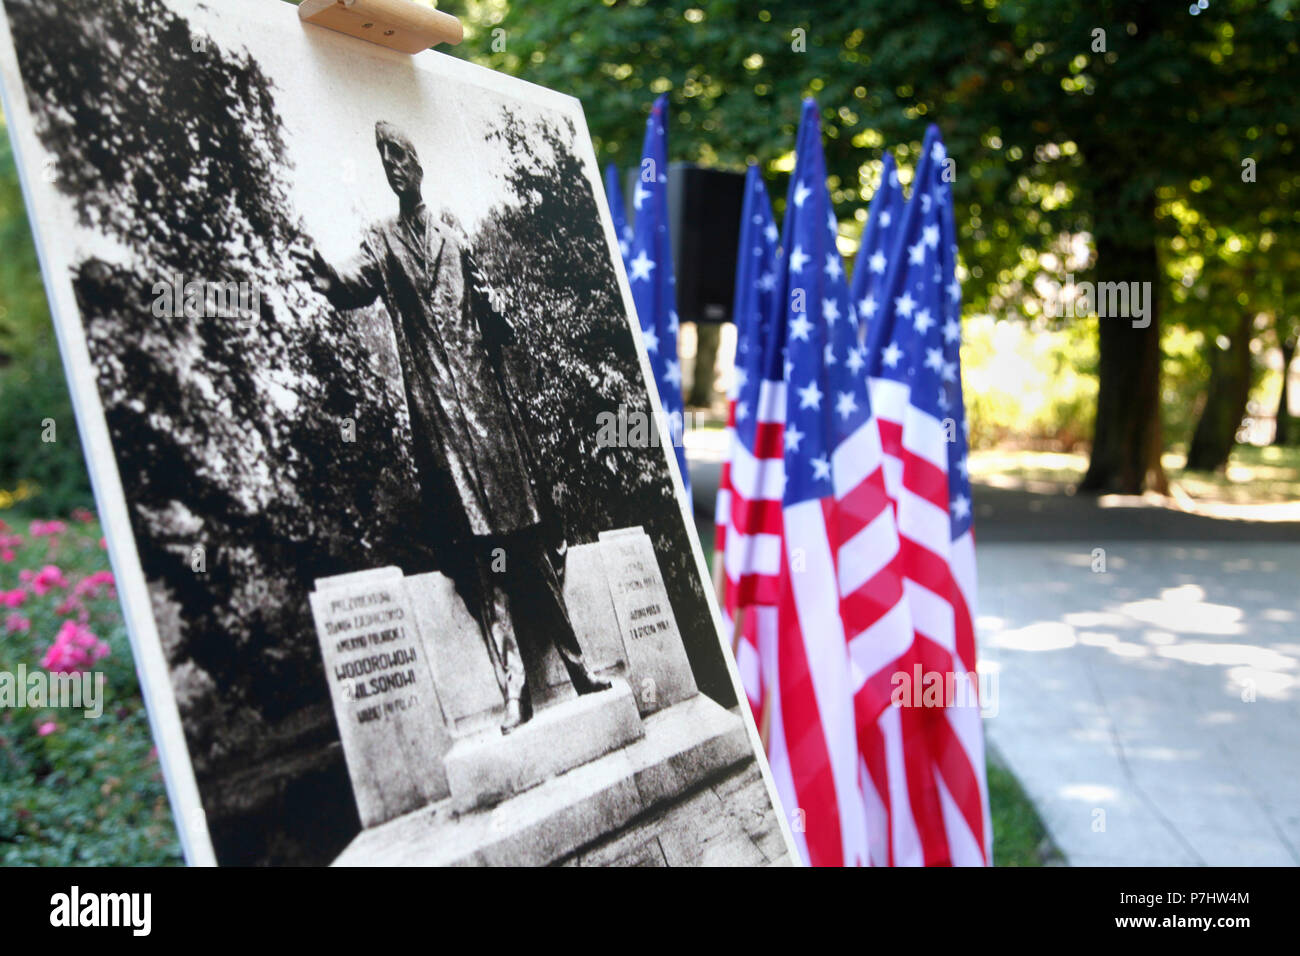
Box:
[326,203,542,539]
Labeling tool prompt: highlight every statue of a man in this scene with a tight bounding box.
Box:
[293,121,609,734]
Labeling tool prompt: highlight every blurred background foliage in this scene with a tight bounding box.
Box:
[450,0,1300,491]
[3,0,1298,509]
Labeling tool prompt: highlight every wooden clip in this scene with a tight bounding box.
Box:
[298,0,464,54]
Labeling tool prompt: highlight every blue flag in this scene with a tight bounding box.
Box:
[627,94,689,493]
[851,152,905,349]
[729,165,781,414]
[604,163,632,266]
[779,98,874,509]
[868,125,972,541]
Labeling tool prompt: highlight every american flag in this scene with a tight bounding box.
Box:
[865,124,990,866]
[850,153,905,348]
[604,163,633,266]
[714,165,782,721]
[627,94,690,494]
[772,99,920,867]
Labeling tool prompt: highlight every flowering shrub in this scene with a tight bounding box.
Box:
[0,512,180,865]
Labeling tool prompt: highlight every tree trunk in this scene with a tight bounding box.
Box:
[689,321,720,408]
[1273,323,1296,446]
[1185,310,1254,471]
[1079,227,1167,495]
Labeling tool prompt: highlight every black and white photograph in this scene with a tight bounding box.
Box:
[0,0,794,866]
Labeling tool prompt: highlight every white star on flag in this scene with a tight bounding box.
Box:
[914,309,935,334]
[810,455,830,480]
[824,343,837,366]
[895,292,916,318]
[784,423,805,451]
[951,494,971,520]
[822,298,840,323]
[641,326,659,353]
[846,346,866,374]
[943,318,960,343]
[789,245,810,273]
[923,223,940,249]
[797,379,823,410]
[824,253,843,281]
[835,391,858,419]
[629,249,655,281]
[882,341,903,367]
[925,347,944,371]
[870,251,887,274]
[859,295,877,319]
[789,313,813,341]
[665,360,682,387]
[633,182,650,210]
[908,241,926,265]
[794,181,812,207]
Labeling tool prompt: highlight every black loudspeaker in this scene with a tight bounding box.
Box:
[624,163,747,324]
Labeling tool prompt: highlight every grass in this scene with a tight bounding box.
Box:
[987,756,1062,866]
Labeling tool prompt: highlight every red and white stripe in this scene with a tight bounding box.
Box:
[714,379,786,716]
[868,375,991,866]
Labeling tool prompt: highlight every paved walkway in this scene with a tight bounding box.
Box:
[979,540,1300,866]
[973,483,1300,866]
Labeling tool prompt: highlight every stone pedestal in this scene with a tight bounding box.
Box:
[443,679,644,812]
[331,695,765,866]
[310,526,709,838]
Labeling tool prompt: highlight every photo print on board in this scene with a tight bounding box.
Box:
[0,0,796,865]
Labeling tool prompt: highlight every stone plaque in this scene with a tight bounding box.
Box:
[309,567,453,826]
[597,528,697,715]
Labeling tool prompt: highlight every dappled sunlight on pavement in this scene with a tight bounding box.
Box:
[978,542,1300,866]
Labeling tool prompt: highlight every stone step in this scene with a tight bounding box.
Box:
[332,694,755,866]
[444,678,645,812]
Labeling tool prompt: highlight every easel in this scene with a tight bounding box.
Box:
[298,0,463,54]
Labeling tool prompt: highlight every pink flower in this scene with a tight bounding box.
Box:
[0,551,12,564]
[98,537,107,550]
[71,508,95,524]
[29,520,67,538]
[41,620,110,674]
[36,721,58,737]
[23,564,68,596]
[0,589,25,608]
[73,570,115,599]
[4,614,30,634]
